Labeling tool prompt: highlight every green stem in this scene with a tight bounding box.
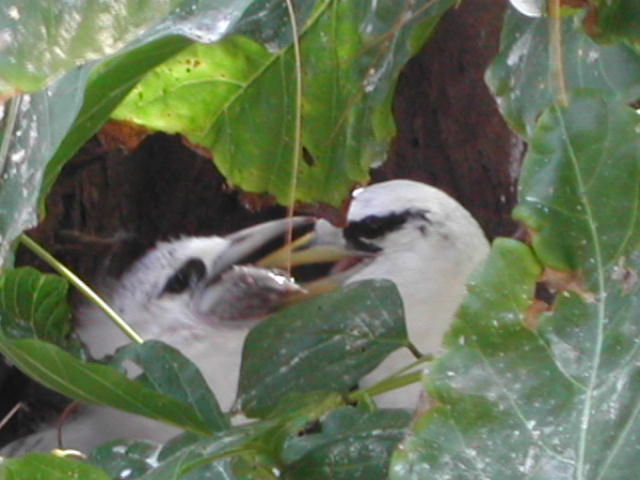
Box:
[348,371,423,403]
[390,353,433,378]
[283,0,304,274]
[20,234,144,344]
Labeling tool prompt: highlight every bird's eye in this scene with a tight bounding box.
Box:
[161,258,206,295]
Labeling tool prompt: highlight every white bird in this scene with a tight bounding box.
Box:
[2,179,489,454]
[333,179,490,407]
[2,217,326,454]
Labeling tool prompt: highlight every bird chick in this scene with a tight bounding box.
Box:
[3,218,320,454]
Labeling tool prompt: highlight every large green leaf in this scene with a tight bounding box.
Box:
[0,337,219,435]
[390,92,640,478]
[283,407,411,480]
[112,0,455,206]
[0,0,183,95]
[236,280,407,417]
[0,0,320,269]
[486,9,640,138]
[113,341,229,432]
[0,0,318,96]
[0,453,109,480]
[515,91,640,274]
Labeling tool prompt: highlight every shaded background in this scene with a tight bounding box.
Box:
[0,0,523,447]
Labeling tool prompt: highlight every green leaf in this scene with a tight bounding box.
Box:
[112,0,455,205]
[0,337,218,436]
[514,91,640,274]
[0,70,91,270]
[237,280,408,417]
[113,341,230,433]
[88,439,160,480]
[283,407,411,480]
[593,0,640,48]
[0,0,321,269]
[486,10,640,138]
[390,91,640,479]
[0,453,110,480]
[136,421,280,480]
[0,0,185,95]
[0,267,73,345]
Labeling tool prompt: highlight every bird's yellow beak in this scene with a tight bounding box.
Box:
[254,221,372,302]
[192,217,371,323]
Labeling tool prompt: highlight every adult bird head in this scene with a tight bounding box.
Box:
[319,179,491,408]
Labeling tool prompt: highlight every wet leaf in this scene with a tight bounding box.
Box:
[112,0,456,206]
[0,0,317,96]
[390,92,640,479]
[0,453,109,480]
[136,421,280,480]
[486,10,640,137]
[113,341,229,433]
[514,91,640,276]
[89,439,161,480]
[0,0,183,95]
[283,407,411,480]
[0,71,91,270]
[0,0,320,269]
[237,280,407,417]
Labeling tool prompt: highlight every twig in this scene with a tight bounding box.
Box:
[549,0,569,107]
[0,402,24,431]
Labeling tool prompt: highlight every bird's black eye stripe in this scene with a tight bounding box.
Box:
[344,212,410,241]
[161,258,206,295]
[343,209,430,250]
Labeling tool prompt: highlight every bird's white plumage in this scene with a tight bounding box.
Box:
[81,236,232,359]
[344,180,490,407]
[3,180,489,454]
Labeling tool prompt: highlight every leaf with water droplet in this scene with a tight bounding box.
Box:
[391,91,640,479]
[486,10,640,138]
[237,280,407,417]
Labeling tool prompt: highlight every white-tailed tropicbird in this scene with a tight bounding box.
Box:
[335,179,490,407]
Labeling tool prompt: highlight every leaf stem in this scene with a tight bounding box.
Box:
[284,0,303,274]
[19,234,144,344]
[548,0,568,107]
[348,371,423,403]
